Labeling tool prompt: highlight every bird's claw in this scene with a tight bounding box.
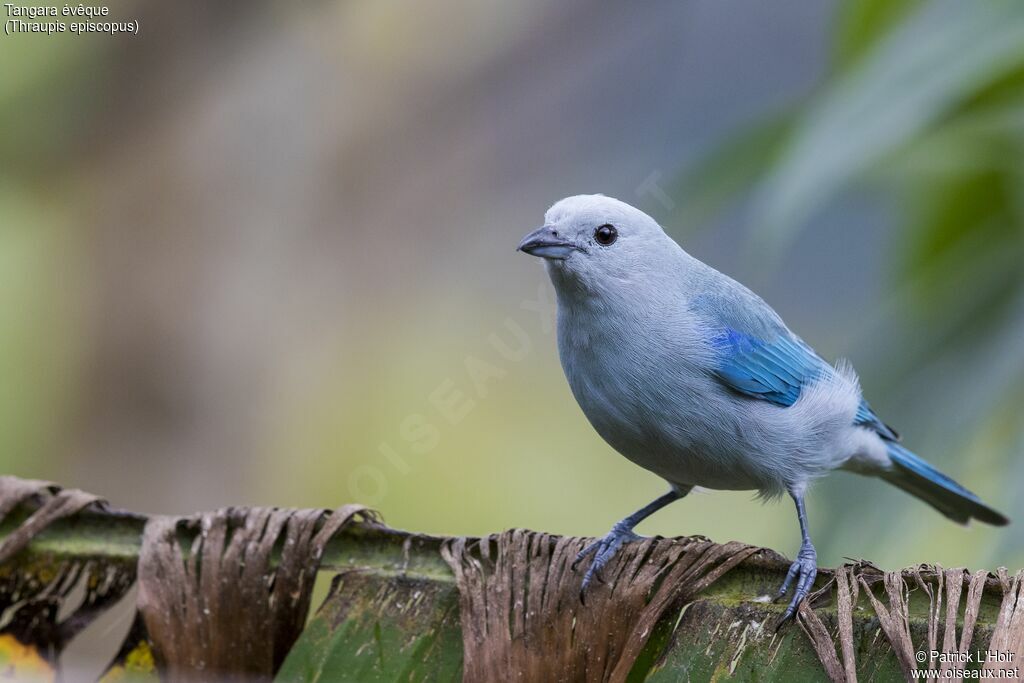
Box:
[773,544,817,625]
[573,525,642,603]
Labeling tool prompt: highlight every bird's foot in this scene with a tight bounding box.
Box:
[773,542,817,624]
[571,522,642,603]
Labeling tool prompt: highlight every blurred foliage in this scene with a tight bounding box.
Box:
[672,0,1024,568]
[0,188,80,475]
[0,6,104,480]
[0,24,108,172]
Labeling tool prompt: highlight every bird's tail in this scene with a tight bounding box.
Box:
[881,443,1008,526]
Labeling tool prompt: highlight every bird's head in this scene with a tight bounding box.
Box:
[517,195,680,298]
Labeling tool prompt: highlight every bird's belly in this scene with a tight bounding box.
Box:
[569,372,767,492]
[601,422,765,492]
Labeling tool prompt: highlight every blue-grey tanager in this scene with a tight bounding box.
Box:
[517,194,1008,621]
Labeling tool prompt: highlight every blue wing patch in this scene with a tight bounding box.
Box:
[711,329,821,407]
[712,329,899,441]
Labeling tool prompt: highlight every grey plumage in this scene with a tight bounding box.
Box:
[518,194,1007,620]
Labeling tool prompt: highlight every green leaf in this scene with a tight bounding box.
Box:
[275,571,464,682]
[754,0,1024,256]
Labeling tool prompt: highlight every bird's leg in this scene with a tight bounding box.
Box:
[774,490,818,623]
[572,487,689,601]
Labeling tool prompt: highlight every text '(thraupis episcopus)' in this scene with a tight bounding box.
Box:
[3,4,139,36]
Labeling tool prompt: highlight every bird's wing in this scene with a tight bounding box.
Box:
[690,290,899,440]
[710,328,899,440]
[711,328,820,407]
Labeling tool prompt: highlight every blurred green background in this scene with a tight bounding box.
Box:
[2,0,1023,572]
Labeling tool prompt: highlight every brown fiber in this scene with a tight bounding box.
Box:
[0,477,102,564]
[440,530,758,683]
[799,564,1004,682]
[137,504,378,682]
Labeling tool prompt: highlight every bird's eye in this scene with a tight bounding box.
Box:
[594,224,618,246]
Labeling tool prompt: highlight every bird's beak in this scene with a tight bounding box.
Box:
[517,225,578,260]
